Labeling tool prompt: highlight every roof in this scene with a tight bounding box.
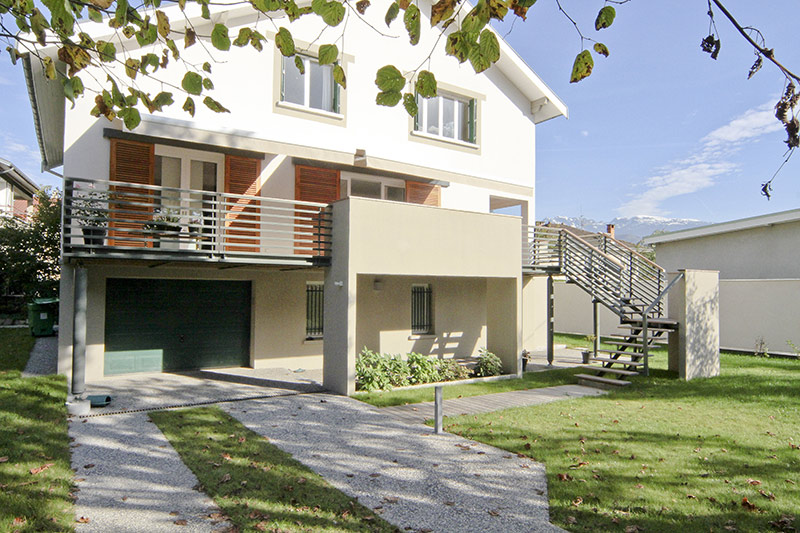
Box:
[25,3,567,169]
[642,208,800,245]
[0,158,38,197]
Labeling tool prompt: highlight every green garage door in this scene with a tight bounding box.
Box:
[104,278,251,375]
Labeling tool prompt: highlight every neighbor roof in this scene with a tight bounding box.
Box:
[0,158,39,196]
[642,208,800,245]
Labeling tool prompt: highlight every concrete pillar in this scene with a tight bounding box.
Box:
[72,266,88,396]
[521,275,547,351]
[323,201,357,395]
[668,269,720,380]
[486,277,521,375]
[58,263,75,380]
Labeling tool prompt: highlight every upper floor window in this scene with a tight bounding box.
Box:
[281,55,340,114]
[415,94,476,144]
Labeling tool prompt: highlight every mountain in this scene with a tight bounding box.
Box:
[542,215,709,243]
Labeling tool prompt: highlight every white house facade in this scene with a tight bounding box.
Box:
[25,1,568,394]
[0,158,38,219]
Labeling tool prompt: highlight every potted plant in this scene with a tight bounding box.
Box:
[521,349,530,372]
[72,190,109,248]
[143,207,182,248]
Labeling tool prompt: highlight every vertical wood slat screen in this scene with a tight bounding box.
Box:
[405,181,441,207]
[109,138,155,247]
[224,155,262,252]
[294,165,339,255]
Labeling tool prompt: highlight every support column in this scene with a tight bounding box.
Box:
[486,277,520,374]
[592,299,599,358]
[546,274,554,366]
[667,269,720,380]
[71,266,88,396]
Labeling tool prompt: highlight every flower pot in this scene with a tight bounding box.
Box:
[521,358,528,372]
[581,350,591,364]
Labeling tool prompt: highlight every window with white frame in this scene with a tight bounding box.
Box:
[339,175,406,202]
[414,93,476,144]
[281,55,339,114]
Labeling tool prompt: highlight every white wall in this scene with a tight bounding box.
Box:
[553,280,624,337]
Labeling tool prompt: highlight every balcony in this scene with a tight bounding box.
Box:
[63,177,332,267]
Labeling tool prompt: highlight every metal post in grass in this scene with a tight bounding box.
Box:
[592,299,600,358]
[434,386,443,434]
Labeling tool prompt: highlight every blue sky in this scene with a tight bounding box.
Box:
[1,1,798,223]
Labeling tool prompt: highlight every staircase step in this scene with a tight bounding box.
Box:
[623,317,679,327]
[596,348,649,357]
[618,324,675,334]
[603,340,664,349]
[590,357,644,366]
[591,366,640,376]
[575,373,632,388]
[605,335,668,344]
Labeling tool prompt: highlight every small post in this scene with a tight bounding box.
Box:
[434,386,443,434]
[547,274,554,366]
[642,315,649,377]
[592,299,600,358]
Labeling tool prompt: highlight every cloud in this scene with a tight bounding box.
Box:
[616,103,781,217]
[581,130,589,137]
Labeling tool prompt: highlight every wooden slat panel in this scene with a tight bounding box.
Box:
[295,165,338,256]
[109,139,154,247]
[406,181,440,207]
[224,155,261,252]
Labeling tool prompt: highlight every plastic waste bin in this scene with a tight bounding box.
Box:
[27,297,59,337]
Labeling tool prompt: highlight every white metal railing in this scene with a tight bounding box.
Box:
[62,177,332,264]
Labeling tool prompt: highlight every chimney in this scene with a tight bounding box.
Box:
[606,224,615,239]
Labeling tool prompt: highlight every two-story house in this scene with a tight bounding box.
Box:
[0,158,37,219]
[24,1,567,395]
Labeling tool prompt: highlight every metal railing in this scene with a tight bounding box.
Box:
[62,177,332,265]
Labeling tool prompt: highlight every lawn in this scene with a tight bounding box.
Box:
[0,328,74,532]
[151,406,398,533]
[443,352,800,532]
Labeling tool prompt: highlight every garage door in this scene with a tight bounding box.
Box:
[104,279,251,375]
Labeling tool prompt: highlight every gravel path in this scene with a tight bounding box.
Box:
[22,335,58,376]
[223,393,565,533]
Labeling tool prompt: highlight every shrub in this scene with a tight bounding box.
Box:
[355,348,392,392]
[385,354,410,387]
[407,352,441,385]
[474,348,503,377]
[437,358,470,382]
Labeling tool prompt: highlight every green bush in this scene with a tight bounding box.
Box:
[437,358,470,381]
[355,348,392,392]
[385,354,411,387]
[407,352,441,384]
[474,348,503,377]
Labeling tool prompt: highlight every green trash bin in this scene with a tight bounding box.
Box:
[28,297,59,337]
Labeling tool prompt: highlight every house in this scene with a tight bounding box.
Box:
[643,209,800,356]
[0,158,38,219]
[24,2,570,395]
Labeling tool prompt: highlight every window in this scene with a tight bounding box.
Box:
[281,55,339,114]
[306,282,324,339]
[339,176,406,202]
[411,284,433,335]
[414,94,476,144]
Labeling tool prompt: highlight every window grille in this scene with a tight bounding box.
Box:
[306,283,324,338]
[411,284,433,334]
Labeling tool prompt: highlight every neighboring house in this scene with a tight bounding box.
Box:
[0,158,38,219]
[643,209,800,355]
[24,2,568,394]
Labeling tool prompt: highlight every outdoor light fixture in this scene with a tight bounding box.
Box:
[334,281,344,287]
[373,279,384,291]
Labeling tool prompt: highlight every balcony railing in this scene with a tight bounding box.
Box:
[63,177,332,266]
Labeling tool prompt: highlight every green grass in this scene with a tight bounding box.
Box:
[0,328,73,532]
[151,406,398,533]
[443,353,800,532]
[0,328,36,372]
[353,366,582,407]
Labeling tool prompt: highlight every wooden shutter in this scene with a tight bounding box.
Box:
[295,165,339,256]
[405,181,440,207]
[224,155,262,253]
[109,138,154,247]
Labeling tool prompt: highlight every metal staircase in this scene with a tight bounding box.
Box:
[523,225,679,387]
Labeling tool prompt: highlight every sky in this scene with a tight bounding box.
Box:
[1,1,799,224]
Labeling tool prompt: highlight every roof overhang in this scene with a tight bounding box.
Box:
[643,208,800,245]
[0,158,39,197]
[22,54,65,172]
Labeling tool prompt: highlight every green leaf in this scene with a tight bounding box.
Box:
[118,107,141,129]
[96,41,116,63]
[569,49,594,83]
[376,90,402,107]
[7,47,21,66]
[251,0,281,12]
[30,8,49,46]
[333,64,346,88]
[211,23,230,51]
[404,4,420,45]
[152,91,174,111]
[156,10,170,38]
[233,27,251,46]
[182,96,195,117]
[88,7,102,23]
[166,39,179,58]
[318,44,338,65]
[415,70,437,98]
[385,2,399,26]
[461,1,489,36]
[124,58,140,79]
[201,2,210,19]
[594,5,615,30]
[311,0,345,26]
[42,56,56,79]
[430,0,455,27]
[478,28,500,63]
[593,42,609,57]
[445,31,474,63]
[202,62,211,73]
[203,96,230,113]
[185,28,196,48]
[140,53,160,74]
[403,92,418,116]
[62,76,84,108]
[375,65,405,92]
[78,32,95,49]
[250,31,265,51]
[202,77,214,90]
[275,27,295,56]
[135,20,157,46]
[487,0,508,21]
[181,71,203,95]
[294,55,305,75]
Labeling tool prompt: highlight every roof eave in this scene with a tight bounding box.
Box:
[643,208,800,245]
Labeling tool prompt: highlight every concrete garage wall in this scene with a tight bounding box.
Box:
[58,265,325,382]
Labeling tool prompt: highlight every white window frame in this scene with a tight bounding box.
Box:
[416,93,475,144]
[281,55,339,114]
[340,175,406,202]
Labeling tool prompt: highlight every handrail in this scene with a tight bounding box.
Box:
[641,272,684,375]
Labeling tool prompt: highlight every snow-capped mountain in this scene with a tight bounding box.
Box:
[543,215,709,243]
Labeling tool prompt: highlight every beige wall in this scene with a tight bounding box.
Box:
[58,263,325,383]
[521,275,547,351]
[552,280,623,337]
[654,220,800,279]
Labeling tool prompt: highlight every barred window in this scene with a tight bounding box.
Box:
[306,282,324,339]
[411,284,433,334]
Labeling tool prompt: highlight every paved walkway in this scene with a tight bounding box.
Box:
[381,384,606,425]
[22,335,58,376]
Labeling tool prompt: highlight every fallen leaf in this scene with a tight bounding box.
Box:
[747,479,762,486]
[625,526,643,533]
[444,501,455,506]
[77,516,90,523]
[786,479,796,485]
[170,511,180,516]
[221,453,232,461]
[569,462,589,469]
[297,477,306,484]
[254,521,270,531]
[758,489,775,500]
[174,519,188,526]
[687,494,696,499]
[369,473,380,478]
[741,497,759,512]
[383,496,398,504]
[572,497,583,506]
[558,473,573,482]
[635,484,644,489]
[83,464,95,469]
[0,457,8,463]
[30,463,54,475]
[488,509,500,516]
[219,473,231,484]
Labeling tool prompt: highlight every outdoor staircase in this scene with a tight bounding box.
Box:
[523,225,679,388]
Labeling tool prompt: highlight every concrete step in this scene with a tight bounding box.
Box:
[575,373,632,388]
[591,366,640,376]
